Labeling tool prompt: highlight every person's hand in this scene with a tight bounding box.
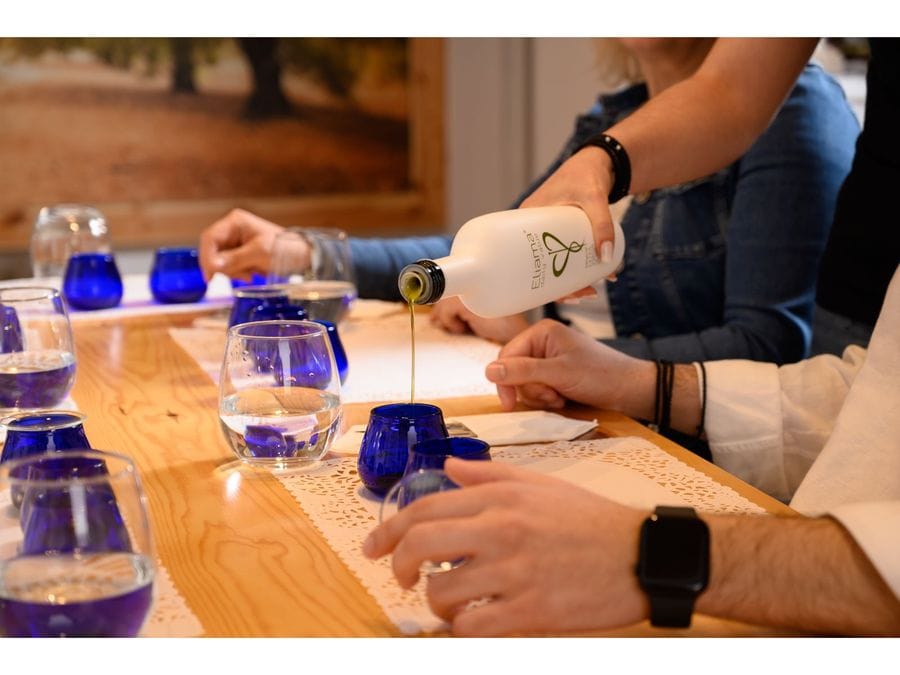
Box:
[484,319,654,418]
[198,209,288,281]
[429,297,530,344]
[520,147,617,260]
[363,458,649,636]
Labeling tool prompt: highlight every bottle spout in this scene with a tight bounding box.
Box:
[398,260,445,305]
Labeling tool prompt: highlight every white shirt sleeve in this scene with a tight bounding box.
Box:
[703,349,865,502]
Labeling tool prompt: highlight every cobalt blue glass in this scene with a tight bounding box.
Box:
[230,273,268,289]
[150,247,208,304]
[0,450,154,637]
[0,304,23,353]
[15,453,132,555]
[62,252,124,310]
[228,285,308,327]
[357,403,448,496]
[315,319,348,384]
[243,320,334,390]
[0,411,92,466]
[405,436,491,476]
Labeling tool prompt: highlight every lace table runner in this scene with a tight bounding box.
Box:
[276,436,767,634]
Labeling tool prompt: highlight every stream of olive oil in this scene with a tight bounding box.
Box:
[402,276,422,404]
[408,298,416,403]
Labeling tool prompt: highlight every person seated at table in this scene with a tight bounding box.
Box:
[362,264,900,637]
[198,38,858,365]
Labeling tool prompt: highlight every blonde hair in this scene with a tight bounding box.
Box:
[592,39,643,91]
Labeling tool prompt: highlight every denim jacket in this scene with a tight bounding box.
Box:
[350,64,859,364]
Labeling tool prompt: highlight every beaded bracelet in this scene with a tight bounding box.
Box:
[574,132,632,204]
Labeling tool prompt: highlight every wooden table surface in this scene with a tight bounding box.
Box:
[67,309,798,637]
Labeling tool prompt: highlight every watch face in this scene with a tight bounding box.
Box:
[639,516,710,592]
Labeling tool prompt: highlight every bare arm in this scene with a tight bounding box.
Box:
[701,513,900,635]
[365,459,900,636]
[523,38,819,252]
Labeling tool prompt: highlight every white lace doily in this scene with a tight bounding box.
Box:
[142,559,204,636]
[276,436,766,635]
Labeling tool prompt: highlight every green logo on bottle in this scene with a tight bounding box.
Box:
[542,232,584,277]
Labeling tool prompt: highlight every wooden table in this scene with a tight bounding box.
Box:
[68,310,797,637]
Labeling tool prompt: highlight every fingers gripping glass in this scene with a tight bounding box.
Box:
[379,468,464,573]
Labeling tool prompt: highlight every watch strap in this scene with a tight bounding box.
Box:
[648,593,697,629]
[655,505,697,519]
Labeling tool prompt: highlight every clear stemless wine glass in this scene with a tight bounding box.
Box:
[219,320,343,469]
[0,450,156,637]
[0,288,76,411]
[380,468,463,573]
[267,227,358,324]
[30,204,111,278]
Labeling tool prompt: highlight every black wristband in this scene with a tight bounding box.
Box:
[574,133,632,204]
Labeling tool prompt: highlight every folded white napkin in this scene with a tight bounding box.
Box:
[331,410,597,455]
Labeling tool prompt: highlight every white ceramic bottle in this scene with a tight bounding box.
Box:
[398,205,625,318]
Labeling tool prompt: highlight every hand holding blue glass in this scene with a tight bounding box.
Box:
[405,436,491,475]
[357,403,448,495]
[0,450,155,637]
[150,247,207,304]
[63,253,123,310]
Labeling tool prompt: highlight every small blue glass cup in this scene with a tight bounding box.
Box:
[357,403,448,496]
[1,411,92,466]
[228,285,308,328]
[63,252,124,310]
[0,451,153,638]
[150,247,208,304]
[0,304,24,353]
[315,320,348,384]
[405,436,491,476]
[13,451,132,555]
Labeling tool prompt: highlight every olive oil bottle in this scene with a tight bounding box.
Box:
[398,206,625,318]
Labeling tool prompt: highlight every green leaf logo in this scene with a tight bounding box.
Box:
[542,232,584,277]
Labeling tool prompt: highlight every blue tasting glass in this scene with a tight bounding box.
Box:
[405,436,491,476]
[0,304,23,353]
[228,285,308,327]
[357,403,448,496]
[316,319,348,384]
[150,247,207,304]
[14,453,132,555]
[0,411,92,465]
[63,252,124,310]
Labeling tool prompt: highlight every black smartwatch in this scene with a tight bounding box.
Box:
[636,506,710,628]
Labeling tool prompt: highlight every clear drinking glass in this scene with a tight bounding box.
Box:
[0,288,76,411]
[219,320,343,469]
[0,450,156,637]
[380,468,463,573]
[267,227,357,324]
[30,205,110,278]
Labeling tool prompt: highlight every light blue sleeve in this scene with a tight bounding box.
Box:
[348,235,452,301]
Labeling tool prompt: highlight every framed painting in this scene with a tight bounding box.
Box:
[0,37,444,253]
